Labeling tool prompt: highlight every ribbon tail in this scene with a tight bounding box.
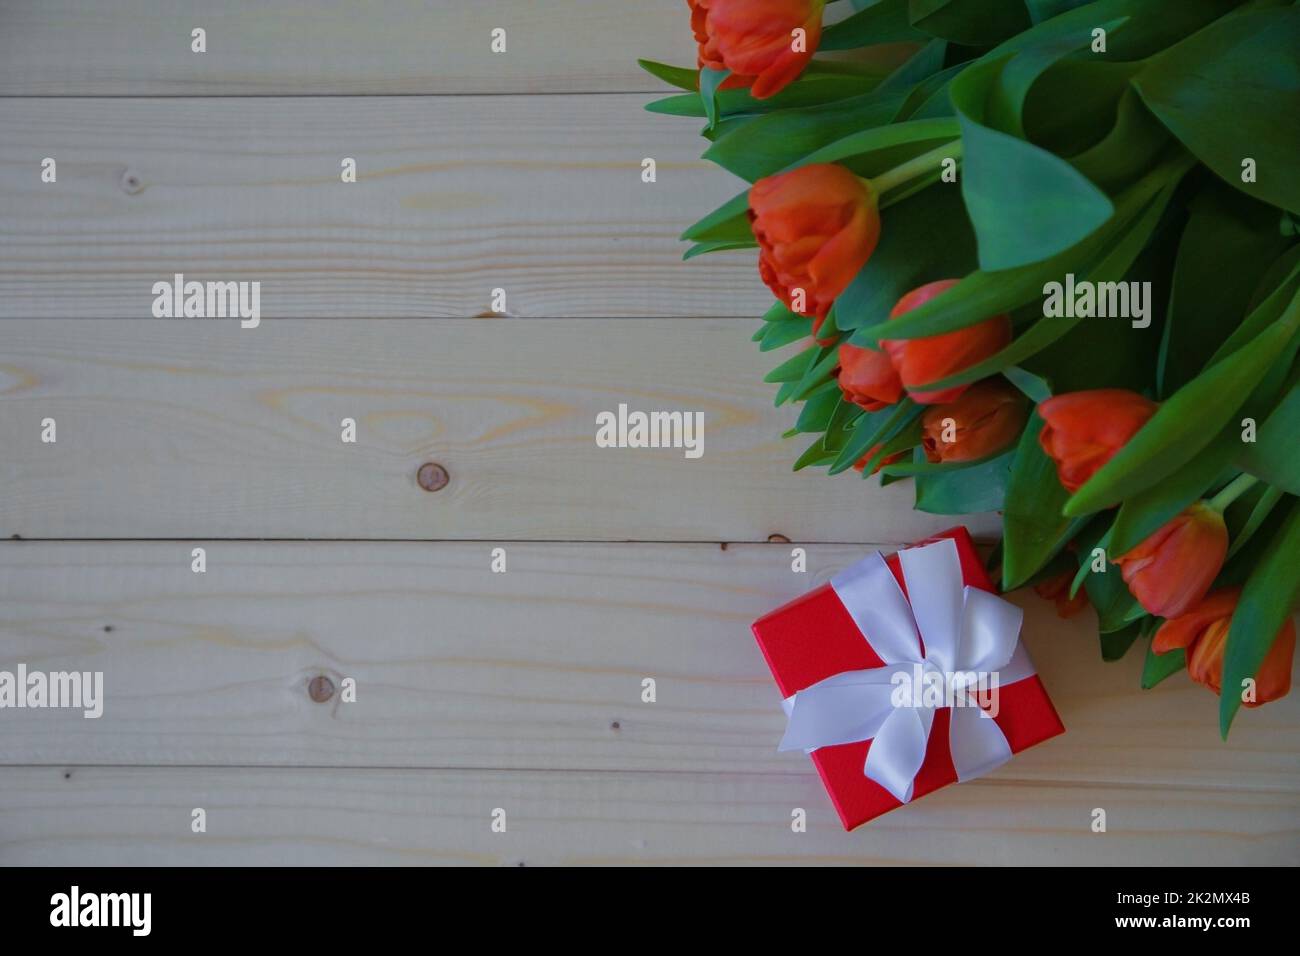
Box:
[948,701,1014,783]
[863,705,934,803]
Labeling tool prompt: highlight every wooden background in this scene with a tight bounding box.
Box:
[0,0,1295,865]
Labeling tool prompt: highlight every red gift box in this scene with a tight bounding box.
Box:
[752,527,1064,829]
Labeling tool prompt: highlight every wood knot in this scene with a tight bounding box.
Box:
[416,462,449,492]
[307,675,336,703]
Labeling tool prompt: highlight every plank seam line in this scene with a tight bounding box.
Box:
[4,764,1292,795]
[0,317,769,323]
[0,537,1002,547]
[0,91,670,100]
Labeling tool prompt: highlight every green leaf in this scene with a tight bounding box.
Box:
[702,88,910,182]
[908,0,1030,46]
[1022,58,1141,158]
[1075,520,1142,633]
[794,437,838,471]
[1220,496,1300,737]
[1069,87,1171,193]
[763,301,798,323]
[852,155,1184,342]
[1068,523,1109,599]
[683,239,755,260]
[859,417,924,475]
[1002,410,1086,589]
[699,68,729,132]
[795,117,961,181]
[637,59,699,91]
[1066,286,1300,515]
[774,379,803,406]
[1227,485,1285,560]
[1107,428,1235,556]
[880,447,1005,477]
[1024,0,1095,23]
[1237,380,1300,494]
[758,315,814,351]
[989,0,1238,65]
[985,17,1128,139]
[1142,640,1186,690]
[821,0,928,50]
[680,192,751,243]
[1205,257,1300,367]
[912,180,1175,393]
[790,346,841,402]
[1002,366,1053,403]
[1100,619,1143,661]
[796,389,845,434]
[1134,7,1300,214]
[914,448,1014,514]
[645,71,884,118]
[819,305,841,341]
[829,399,920,475]
[823,397,868,452]
[835,183,977,331]
[1158,183,1295,397]
[951,56,1114,272]
[876,37,949,93]
[896,61,967,120]
[764,345,819,384]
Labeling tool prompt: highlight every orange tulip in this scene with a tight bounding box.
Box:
[1037,389,1158,493]
[880,280,1012,404]
[1032,570,1091,619]
[1114,503,1228,619]
[837,341,902,411]
[920,378,1027,463]
[689,0,824,100]
[750,164,880,336]
[1153,589,1295,706]
[853,444,904,475]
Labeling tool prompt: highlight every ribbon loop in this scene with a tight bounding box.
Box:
[779,537,1032,803]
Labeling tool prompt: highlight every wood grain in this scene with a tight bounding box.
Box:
[2,541,1295,791]
[0,0,696,96]
[0,318,1001,542]
[0,95,769,318]
[2,766,1293,865]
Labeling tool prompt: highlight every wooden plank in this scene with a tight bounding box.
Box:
[0,0,697,95]
[0,319,1001,541]
[1,766,1293,865]
[0,95,767,319]
[2,541,1294,791]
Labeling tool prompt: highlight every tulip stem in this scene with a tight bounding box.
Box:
[870,139,965,197]
[1209,473,1259,512]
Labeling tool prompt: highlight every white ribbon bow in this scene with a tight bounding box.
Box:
[778,538,1034,803]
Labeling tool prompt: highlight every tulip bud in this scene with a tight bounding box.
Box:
[749,164,880,335]
[1032,570,1090,619]
[1114,503,1228,619]
[880,281,1012,404]
[920,378,1027,463]
[1153,588,1295,706]
[853,444,904,475]
[837,342,902,411]
[1037,389,1158,493]
[689,0,825,99]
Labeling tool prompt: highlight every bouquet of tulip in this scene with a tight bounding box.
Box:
[642,0,1300,735]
